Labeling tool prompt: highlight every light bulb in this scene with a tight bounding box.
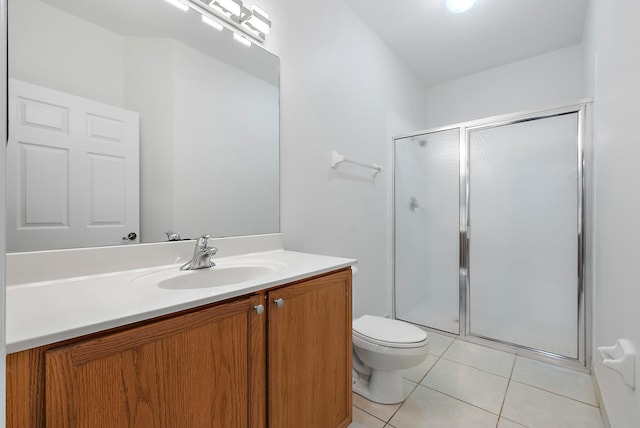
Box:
[202,15,223,31]
[445,0,476,13]
[233,32,252,47]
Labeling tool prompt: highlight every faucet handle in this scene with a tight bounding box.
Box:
[196,234,213,249]
[165,231,181,241]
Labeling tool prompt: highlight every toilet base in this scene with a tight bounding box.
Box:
[352,368,405,404]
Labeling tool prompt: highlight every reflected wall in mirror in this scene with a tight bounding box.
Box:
[7,0,280,252]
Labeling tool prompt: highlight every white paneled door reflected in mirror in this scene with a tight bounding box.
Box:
[6,0,280,252]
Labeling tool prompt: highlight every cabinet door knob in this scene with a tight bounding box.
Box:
[253,304,265,315]
[274,298,284,308]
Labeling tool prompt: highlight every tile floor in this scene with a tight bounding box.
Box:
[349,333,604,428]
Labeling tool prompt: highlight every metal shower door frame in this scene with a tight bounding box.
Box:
[392,101,590,369]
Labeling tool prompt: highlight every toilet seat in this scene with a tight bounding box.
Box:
[353,315,428,349]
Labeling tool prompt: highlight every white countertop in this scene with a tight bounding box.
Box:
[6,249,355,354]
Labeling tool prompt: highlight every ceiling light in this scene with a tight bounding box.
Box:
[233,32,252,47]
[165,0,189,12]
[210,0,242,16]
[445,0,476,13]
[202,15,224,30]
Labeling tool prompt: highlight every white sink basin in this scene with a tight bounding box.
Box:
[131,260,286,290]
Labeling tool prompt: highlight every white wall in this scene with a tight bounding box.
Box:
[260,0,429,318]
[425,45,583,128]
[9,0,125,107]
[123,38,176,244]
[583,1,640,426]
[171,41,279,239]
[126,38,279,242]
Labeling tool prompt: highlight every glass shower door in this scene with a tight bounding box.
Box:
[467,113,579,358]
[395,129,460,334]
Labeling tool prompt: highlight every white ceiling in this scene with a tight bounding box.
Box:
[345,0,588,85]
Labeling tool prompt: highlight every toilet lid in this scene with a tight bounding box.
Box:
[352,315,427,344]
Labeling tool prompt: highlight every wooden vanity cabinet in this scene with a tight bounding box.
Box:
[267,268,352,428]
[43,295,265,428]
[6,268,352,428]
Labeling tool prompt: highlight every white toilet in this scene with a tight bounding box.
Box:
[352,315,429,404]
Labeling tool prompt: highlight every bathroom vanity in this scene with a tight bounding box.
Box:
[5,235,354,427]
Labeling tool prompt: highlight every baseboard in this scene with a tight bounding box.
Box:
[592,369,613,428]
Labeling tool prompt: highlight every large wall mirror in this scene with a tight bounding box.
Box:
[6,0,280,252]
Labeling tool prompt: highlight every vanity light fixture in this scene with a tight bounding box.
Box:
[243,5,271,35]
[445,0,476,13]
[202,15,224,30]
[210,0,242,17]
[233,32,252,47]
[177,0,271,44]
[165,0,190,12]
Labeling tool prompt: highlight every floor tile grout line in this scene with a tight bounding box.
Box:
[495,352,519,427]
[386,380,418,423]
[351,403,392,425]
[352,379,419,425]
[356,337,510,426]
[405,350,447,384]
[419,383,503,417]
[418,345,513,418]
[386,338,456,424]
[403,338,456,386]
[510,355,599,407]
[508,379,601,408]
[438,354,515,379]
[446,340,519,358]
[499,416,530,428]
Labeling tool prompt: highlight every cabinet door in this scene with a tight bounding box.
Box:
[268,269,352,428]
[45,295,266,428]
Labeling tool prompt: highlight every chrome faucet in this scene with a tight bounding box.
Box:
[180,234,218,271]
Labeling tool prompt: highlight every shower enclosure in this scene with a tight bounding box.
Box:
[394,104,588,365]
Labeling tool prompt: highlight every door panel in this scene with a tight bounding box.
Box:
[45,296,263,427]
[268,270,352,428]
[467,114,579,358]
[394,129,460,334]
